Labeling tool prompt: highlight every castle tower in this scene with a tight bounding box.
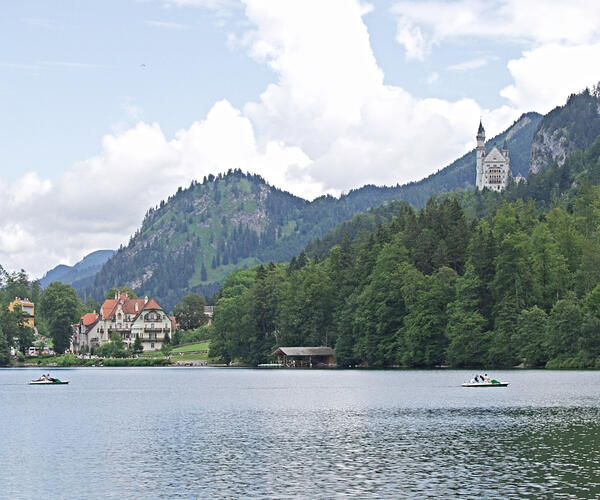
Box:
[502,139,509,159]
[476,120,485,189]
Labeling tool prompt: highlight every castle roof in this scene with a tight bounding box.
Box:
[483,145,506,163]
[477,120,485,136]
[502,139,508,150]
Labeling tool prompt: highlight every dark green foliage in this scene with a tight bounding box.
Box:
[132,334,143,354]
[0,331,9,365]
[39,282,82,354]
[0,268,47,361]
[173,293,207,330]
[105,286,138,299]
[96,332,128,358]
[516,307,549,367]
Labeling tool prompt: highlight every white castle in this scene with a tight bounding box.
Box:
[475,121,512,191]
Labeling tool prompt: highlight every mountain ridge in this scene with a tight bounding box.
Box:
[73,87,600,310]
[39,250,115,290]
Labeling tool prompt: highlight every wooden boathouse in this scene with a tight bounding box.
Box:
[272,347,336,368]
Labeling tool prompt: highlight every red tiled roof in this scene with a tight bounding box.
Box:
[101,299,117,319]
[81,312,99,326]
[143,298,162,310]
[122,299,146,315]
[100,296,164,321]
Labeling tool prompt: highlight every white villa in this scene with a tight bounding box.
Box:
[475,121,512,192]
[72,292,174,353]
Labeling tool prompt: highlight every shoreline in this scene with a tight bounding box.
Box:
[3,363,599,370]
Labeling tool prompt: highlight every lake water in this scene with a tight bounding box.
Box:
[0,368,599,499]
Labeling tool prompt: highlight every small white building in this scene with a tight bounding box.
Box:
[72,293,174,353]
[475,121,512,192]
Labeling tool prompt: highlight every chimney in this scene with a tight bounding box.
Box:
[135,302,139,312]
[144,296,149,305]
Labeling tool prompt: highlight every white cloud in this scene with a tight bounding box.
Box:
[0,225,35,254]
[240,0,517,193]
[3,0,594,278]
[426,72,439,84]
[145,20,190,29]
[501,43,600,112]
[395,21,427,61]
[391,0,600,59]
[447,57,488,72]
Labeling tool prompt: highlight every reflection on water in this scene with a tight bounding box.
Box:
[0,368,599,499]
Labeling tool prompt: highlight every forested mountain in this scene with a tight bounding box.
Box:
[85,171,420,311]
[83,113,540,310]
[39,250,115,290]
[530,85,600,173]
[83,86,599,311]
[211,134,600,369]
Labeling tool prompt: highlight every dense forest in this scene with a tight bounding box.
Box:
[210,134,600,369]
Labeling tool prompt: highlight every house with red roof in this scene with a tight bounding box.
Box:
[72,292,173,353]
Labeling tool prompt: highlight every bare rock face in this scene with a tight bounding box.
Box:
[529,86,600,175]
[530,127,570,174]
[505,114,532,141]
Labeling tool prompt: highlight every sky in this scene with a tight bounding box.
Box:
[1,0,600,277]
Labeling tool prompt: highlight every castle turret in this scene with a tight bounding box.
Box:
[476,120,486,189]
[502,139,509,159]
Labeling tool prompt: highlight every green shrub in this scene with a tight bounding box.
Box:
[101,357,170,367]
[179,324,215,344]
[57,354,79,367]
[546,352,596,369]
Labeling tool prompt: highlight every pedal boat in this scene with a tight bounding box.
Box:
[462,380,508,387]
[29,379,69,385]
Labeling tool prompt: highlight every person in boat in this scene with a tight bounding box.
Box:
[483,374,491,383]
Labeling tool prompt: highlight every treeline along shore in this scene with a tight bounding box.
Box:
[210,135,600,369]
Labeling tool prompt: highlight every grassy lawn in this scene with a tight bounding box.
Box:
[170,341,211,361]
[140,341,211,361]
[171,342,210,353]
[171,352,210,361]
[140,350,165,358]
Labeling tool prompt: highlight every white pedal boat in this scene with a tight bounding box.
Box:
[29,379,69,385]
[462,381,508,387]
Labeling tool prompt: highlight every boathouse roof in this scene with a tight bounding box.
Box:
[272,347,334,357]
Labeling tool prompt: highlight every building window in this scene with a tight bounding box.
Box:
[151,343,154,348]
